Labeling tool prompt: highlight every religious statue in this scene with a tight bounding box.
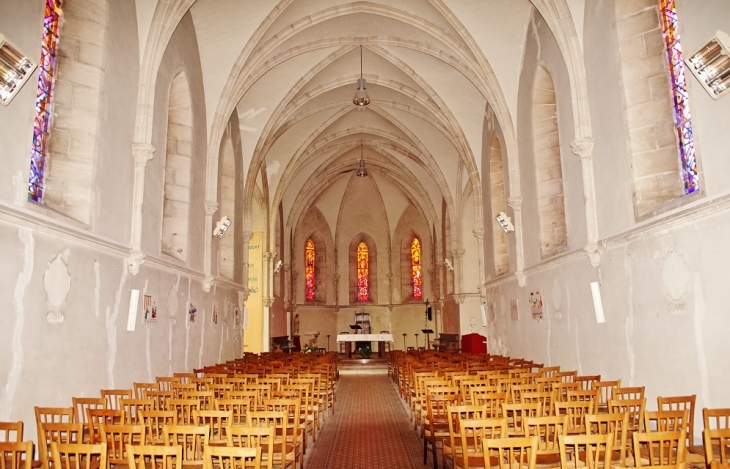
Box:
[292,313,300,336]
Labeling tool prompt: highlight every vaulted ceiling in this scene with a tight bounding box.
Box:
[141,0,586,231]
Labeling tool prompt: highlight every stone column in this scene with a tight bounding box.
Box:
[450,249,465,297]
[386,272,394,310]
[571,137,601,267]
[128,143,155,275]
[333,273,340,312]
[203,200,219,291]
[507,196,526,287]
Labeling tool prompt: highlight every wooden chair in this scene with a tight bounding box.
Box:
[553,382,581,402]
[38,423,83,469]
[246,411,295,469]
[423,392,461,469]
[555,400,593,435]
[483,435,538,469]
[535,377,560,393]
[155,378,179,393]
[173,373,196,384]
[0,423,23,442]
[227,425,274,469]
[182,392,215,411]
[522,391,554,417]
[704,428,730,466]
[471,391,506,418]
[50,442,106,469]
[566,389,599,413]
[524,415,567,467]
[586,411,630,467]
[99,424,144,469]
[143,391,172,411]
[139,411,176,446]
[502,402,541,436]
[132,383,157,400]
[556,371,578,383]
[615,386,645,401]
[119,400,153,425]
[705,409,730,431]
[170,384,196,400]
[659,395,704,461]
[203,445,261,469]
[633,430,687,469]
[594,380,621,413]
[559,433,614,469]
[0,441,33,469]
[86,409,122,444]
[100,390,132,412]
[162,425,209,469]
[215,399,250,425]
[576,375,601,391]
[455,417,506,469]
[540,366,560,378]
[262,400,302,469]
[166,399,199,426]
[35,407,74,456]
[126,444,181,469]
[443,405,489,469]
[192,410,232,446]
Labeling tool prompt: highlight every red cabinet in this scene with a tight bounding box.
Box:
[461,333,487,354]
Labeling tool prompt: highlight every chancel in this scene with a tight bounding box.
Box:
[1,1,729,466]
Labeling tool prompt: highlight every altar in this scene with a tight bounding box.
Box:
[336,333,394,358]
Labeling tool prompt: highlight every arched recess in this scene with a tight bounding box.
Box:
[218,135,235,278]
[304,233,326,303]
[489,134,509,275]
[349,233,378,304]
[161,72,192,262]
[533,65,568,257]
[293,206,333,306]
[392,205,432,304]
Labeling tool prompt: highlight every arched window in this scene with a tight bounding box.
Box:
[28,0,63,201]
[411,238,422,300]
[357,241,369,301]
[305,239,315,301]
[660,0,698,194]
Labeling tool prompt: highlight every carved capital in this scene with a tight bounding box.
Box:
[584,243,601,268]
[454,293,466,304]
[507,197,522,210]
[241,286,250,303]
[203,275,214,292]
[242,231,254,243]
[263,297,273,307]
[333,273,340,281]
[450,249,465,259]
[263,251,275,261]
[472,229,484,240]
[132,143,155,166]
[515,270,526,288]
[204,200,219,216]
[570,137,594,160]
[127,249,146,275]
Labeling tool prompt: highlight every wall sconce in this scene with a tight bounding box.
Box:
[495,212,514,234]
[686,30,730,100]
[0,34,37,106]
[212,216,231,238]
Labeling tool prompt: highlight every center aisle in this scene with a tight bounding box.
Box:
[304,373,431,468]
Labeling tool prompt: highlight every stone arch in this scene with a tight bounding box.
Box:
[533,64,568,257]
[161,71,192,262]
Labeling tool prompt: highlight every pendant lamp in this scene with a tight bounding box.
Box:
[356,144,368,177]
[353,46,370,107]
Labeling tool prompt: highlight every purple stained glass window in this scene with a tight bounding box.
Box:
[659,0,699,195]
[411,238,422,300]
[357,242,369,302]
[29,0,62,202]
[305,239,315,301]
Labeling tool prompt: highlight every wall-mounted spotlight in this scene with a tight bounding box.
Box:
[0,34,37,106]
[496,212,515,234]
[274,260,283,273]
[443,259,454,271]
[213,216,231,238]
[686,30,730,100]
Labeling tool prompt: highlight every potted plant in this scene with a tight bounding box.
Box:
[359,344,372,358]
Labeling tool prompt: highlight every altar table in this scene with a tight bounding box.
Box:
[336,333,394,358]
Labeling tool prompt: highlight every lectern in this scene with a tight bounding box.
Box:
[422,329,434,349]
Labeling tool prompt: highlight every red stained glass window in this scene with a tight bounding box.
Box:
[29,0,62,202]
[357,242,369,302]
[411,238,422,299]
[305,239,315,301]
[659,0,699,195]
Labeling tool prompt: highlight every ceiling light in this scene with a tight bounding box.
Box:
[686,30,730,99]
[353,46,370,107]
[356,144,368,177]
[0,34,37,106]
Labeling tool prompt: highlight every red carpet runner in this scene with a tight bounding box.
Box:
[305,374,432,468]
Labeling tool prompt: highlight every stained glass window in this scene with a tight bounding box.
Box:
[29,0,63,202]
[659,0,699,195]
[411,238,422,300]
[357,241,369,302]
[305,239,315,301]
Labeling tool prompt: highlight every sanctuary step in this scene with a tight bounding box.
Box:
[338,356,389,375]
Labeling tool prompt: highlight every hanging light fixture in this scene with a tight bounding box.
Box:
[353,45,370,107]
[356,144,368,177]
